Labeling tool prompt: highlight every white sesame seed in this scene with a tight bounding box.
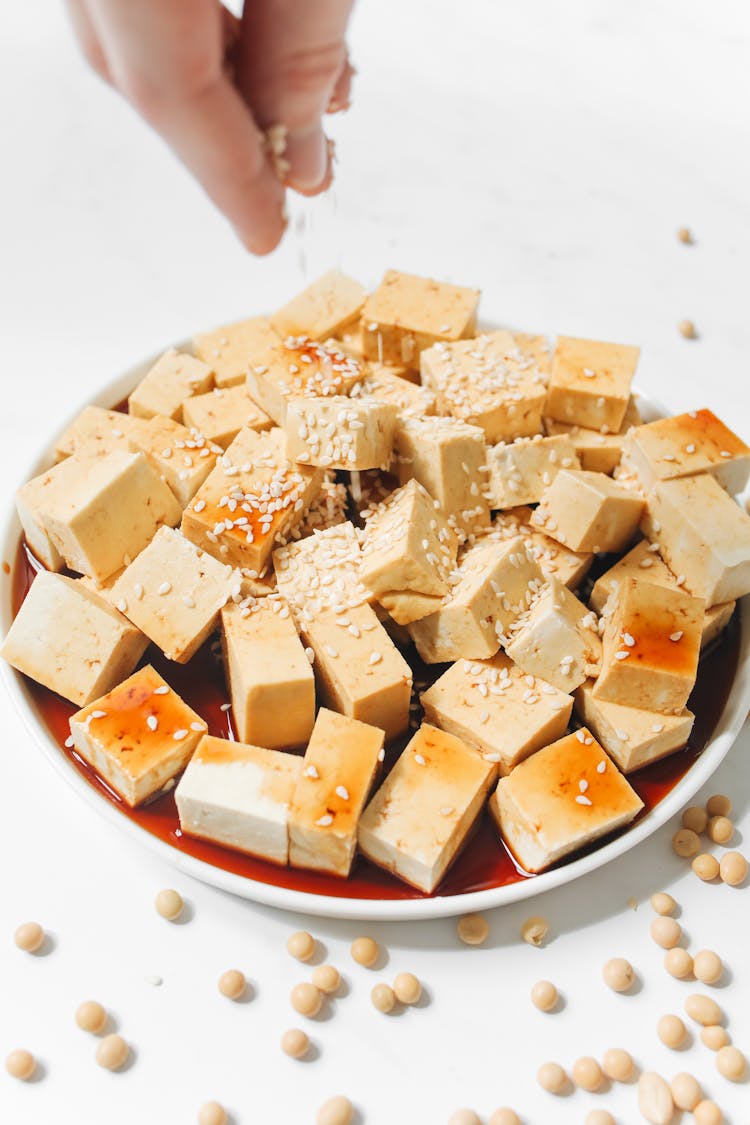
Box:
[335,785,350,801]
[315,814,334,827]
[90,710,107,720]
[172,729,189,740]
[439,806,454,816]
[64,735,75,748]
[158,582,171,596]
[576,795,593,806]
[325,645,338,658]
[622,632,636,647]
[414,753,426,766]
[134,582,144,600]
[651,723,665,733]
[576,729,586,744]
[305,765,319,779]
[116,597,128,613]
[146,715,158,731]
[369,651,382,665]
[596,760,607,774]
[670,631,683,642]
[615,650,630,660]
[220,702,232,712]
[153,685,170,695]
[190,722,204,732]
[579,779,589,792]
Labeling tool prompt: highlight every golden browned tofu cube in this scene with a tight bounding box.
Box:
[182,385,272,448]
[361,270,480,366]
[622,408,750,495]
[69,665,207,806]
[489,729,643,873]
[285,395,397,470]
[127,415,220,507]
[545,397,643,475]
[487,508,593,590]
[394,415,490,536]
[247,337,365,426]
[487,434,580,508]
[574,681,695,774]
[505,578,602,692]
[545,336,639,432]
[288,708,384,877]
[193,316,280,388]
[54,406,143,462]
[128,349,213,421]
[531,469,645,554]
[271,269,367,341]
[594,577,704,712]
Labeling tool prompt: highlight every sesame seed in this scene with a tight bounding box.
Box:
[315,814,334,827]
[158,582,171,596]
[116,598,128,613]
[579,779,589,792]
[90,710,107,719]
[153,685,170,696]
[305,765,319,779]
[190,722,204,732]
[325,645,338,658]
[576,730,586,743]
[173,729,189,740]
[414,753,426,766]
[369,651,382,665]
[670,631,683,642]
[622,632,636,647]
[652,723,665,733]
[335,785,350,800]
[439,806,454,816]
[615,650,630,660]
[576,795,593,806]
[596,760,607,774]
[220,702,232,712]
[146,715,158,731]
[64,735,75,748]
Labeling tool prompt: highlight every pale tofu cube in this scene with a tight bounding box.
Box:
[128,349,213,420]
[360,270,480,366]
[288,707,384,877]
[531,469,645,553]
[1,572,147,706]
[486,508,593,590]
[27,451,182,582]
[589,539,734,650]
[175,734,302,863]
[394,415,490,536]
[193,316,280,388]
[594,577,703,712]
[247,338,365,426]
[221,600,314,750]
[353,366,436,420]
[110,527,241,663]
[642,473,750,605]
[489,729,643,873]
[127,415,219,507]
[574,681,695,773]
[420,653,573,776]
[182,385,272,448]
[359,479,458,625]
[408,537,546,664]
[69,665,206,806]
[300,603,412,741]
[181,427,323,575]
[622,408,750,495]
[285,395,397,470]
[54,406,143,462]
[271,270,367,341]
[420,331,548,442]
[545,336,639,431]
[273,522,370,618]
[505,579,602,692]
[358,723,494,893]
[487,434,581,508]
[16,470,65,571]
[545,397,643,475]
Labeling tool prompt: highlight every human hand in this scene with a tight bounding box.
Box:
[65,0,355,254]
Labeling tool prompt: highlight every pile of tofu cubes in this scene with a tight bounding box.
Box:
[4,268,750,893]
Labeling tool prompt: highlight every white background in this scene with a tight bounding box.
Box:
[2,2,750,1122]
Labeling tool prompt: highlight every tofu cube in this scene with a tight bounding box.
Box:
[359,479,459,625]
[127,415,220,507]
[271,270,367,341]
[545,336,639,431]
[487,434,581,508]
[353,366,436,420]
[181,427,323,576]
[273,522,370,618]
[110,526,240,663]
[193,316,280,388]
[420,330,548,442]
[1,572,148,707]
[531,469,645,553]
[589,539,734,650]
[16,470,65,571]
[25,451,182,582]
[175,734,302,863]
[420,653,573,776]
[247,338,365,426]
[288,473,349,541]
[69,665,206,806]
[394,415,490,535]
[505,579,602,692]
[300,603,412,741]
[54,406,143,462]
[285,395,397,470]
[642,473,750,605]
[622,408,750,495]
[128,349,213,420]
[487,508,593,590]
[489,729,643,873]
[545,397,643,475]
[594,577,704,712]
[360,270,480,366]
[574,681,695,773]
[221,599,315,749]
[408,537,546,664]
[182,385,272,449]
[358,723,495,893]
[288,708,384,877]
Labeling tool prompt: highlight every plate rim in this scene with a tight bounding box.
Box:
[2,344,749,921]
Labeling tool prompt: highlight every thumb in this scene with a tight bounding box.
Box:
[236,0,353,194]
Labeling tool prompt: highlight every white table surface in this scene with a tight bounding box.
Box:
[2,2,750,1122]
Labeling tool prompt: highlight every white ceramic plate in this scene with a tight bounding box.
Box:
[2,347,749,921]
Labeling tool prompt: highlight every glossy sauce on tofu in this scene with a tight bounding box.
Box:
[10,539,741,900]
